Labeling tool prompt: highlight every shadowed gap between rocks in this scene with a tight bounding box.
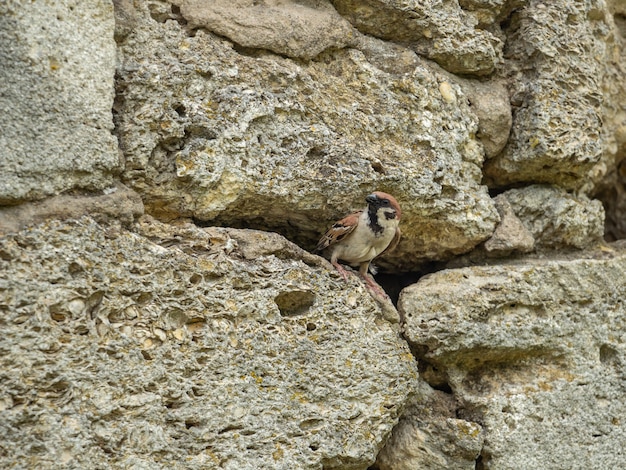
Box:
[193,214,447,306]
[593,157,626,242]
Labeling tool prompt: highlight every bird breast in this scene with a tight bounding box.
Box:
[334,210,398,264]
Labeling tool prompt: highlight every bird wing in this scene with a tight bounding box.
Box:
[315,211,361,252]
[380,226,401,256]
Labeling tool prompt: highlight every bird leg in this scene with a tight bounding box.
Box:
[331,259,352,282]
[359,262,389,300]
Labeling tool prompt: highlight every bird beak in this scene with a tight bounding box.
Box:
[365,194,378,204]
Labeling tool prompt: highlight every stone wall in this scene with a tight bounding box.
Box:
[1,0,625,468]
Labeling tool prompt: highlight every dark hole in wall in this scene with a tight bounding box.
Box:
[475,449,492,470]
[594,158,626,241]
[375,261,443,306]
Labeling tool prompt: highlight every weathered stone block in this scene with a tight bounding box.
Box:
[0,217,418,469]
[0,0,120,204]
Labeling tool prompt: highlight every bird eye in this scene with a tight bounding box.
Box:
[381,199,390,205]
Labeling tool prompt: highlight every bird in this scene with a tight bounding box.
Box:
[315,191,401,296]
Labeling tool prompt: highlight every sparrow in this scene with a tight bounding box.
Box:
[315,191,401,296]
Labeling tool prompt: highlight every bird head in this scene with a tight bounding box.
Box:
[365,192,401,220]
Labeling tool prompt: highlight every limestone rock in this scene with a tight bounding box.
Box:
[399,243,626,469]
[458,0,514,27]
[483,193,534,255]
[457,79,512,159]
[176,0,357,60]
[0,0,119,204]
[374,381,484,470]
[0,217,417,469]
[331,0,503,76]
[503,185,605,250]
[114,2,499,270]
[0,183,144,236]
[485,0,623,191]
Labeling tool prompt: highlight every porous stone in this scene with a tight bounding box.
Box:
[176,0,357,60]
[0,183,144,236]
[0,217,418,469]
[400,243,626,469]
[457,0,514,27]
[0,0,119,204]
[457,79,512,158]
[503,185,605,250]
[483,193,534,255]
[374,381,484,470]
[485,0,623,191]
[330,0,503,76]
[114,2,499,270]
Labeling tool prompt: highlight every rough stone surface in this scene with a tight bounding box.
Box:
[485,0,623,192]
[595,0,626,201]
[0,0,119,204]
[483,193,534,255]
[2,0,626,468]
[457,79,512,159]
[374,381,484,470]
[177,0,357,60]
[400,243,626,469]
[503,185,605,250]
[331,0,503,76]
[0,183,144,236]
[114,1,499,270]
[0,217,417,469]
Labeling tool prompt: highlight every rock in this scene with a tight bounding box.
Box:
[0,0,119,204]
[114,2,499,270]
[457,79,512,159]
[0,183,144,236]
[0,217,417,469]
[483,193,534,255]
[485,0,622,191]
[176,0,357,60]
[331,0,503,75]
[352,33,422,75]
[374,381,484,470]
[399,243,626,469]
[503,185,605,250]
[457,0,514,27]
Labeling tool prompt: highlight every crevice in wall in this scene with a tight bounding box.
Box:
[375,265,442,306]
[475,449,491,470]
[593,157,626,241]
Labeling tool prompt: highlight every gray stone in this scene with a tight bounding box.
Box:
[0,0,120,204]
[485,0,623,191]
[0,183,144,236]
[483,193,534,255]
[114,2,499,270]
[458,0,513,27]
[177,0,357,60]
[400,243,626,469]
[503,185,605,250]
[457,79,512,159]
[331,0,503,75]
[374,381,484,470]
[0,217,418,469]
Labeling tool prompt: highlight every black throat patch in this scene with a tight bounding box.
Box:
[367,205,384,235]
